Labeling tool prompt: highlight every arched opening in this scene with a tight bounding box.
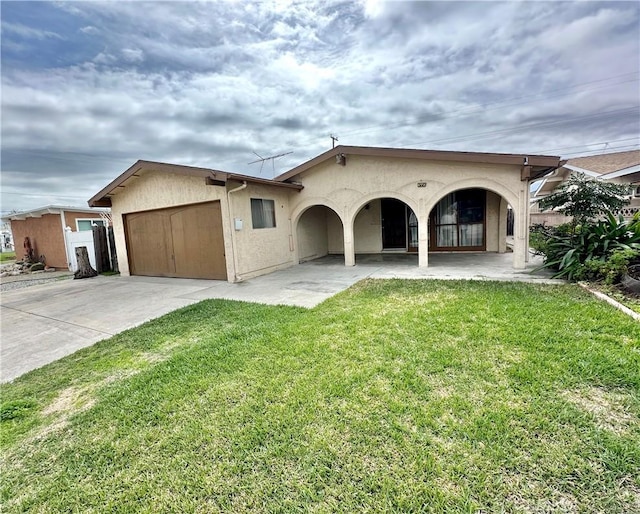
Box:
[352,197,418,261]
[428,188,511,253]
[296,205,344,263]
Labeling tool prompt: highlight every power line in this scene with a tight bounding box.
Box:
[394,106,640,148]
[335,72,640,139]
[531,137,640,154]
[555,144,640,158]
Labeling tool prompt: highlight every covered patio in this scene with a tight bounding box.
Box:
[303,251,558,283]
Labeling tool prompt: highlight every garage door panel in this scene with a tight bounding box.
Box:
[125,202,226,280]
[126,211,174,276]
[170,203,226,280]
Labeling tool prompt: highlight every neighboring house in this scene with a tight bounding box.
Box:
[1,222,14,253]
[531,150,640,226]
[2,205,109,269]
[88,146,561,283]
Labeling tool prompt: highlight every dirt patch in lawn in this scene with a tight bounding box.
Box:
[563,386,635,435]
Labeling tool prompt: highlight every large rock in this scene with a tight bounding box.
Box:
[621,265,640,295]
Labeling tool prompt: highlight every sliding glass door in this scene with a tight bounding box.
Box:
[431,189,485,250]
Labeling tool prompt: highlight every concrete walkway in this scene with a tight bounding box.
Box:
[1,253,560,382]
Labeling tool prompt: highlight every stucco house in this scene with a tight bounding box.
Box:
[88,146,561,283]
[531,150,640,226]
[3,205,108,269]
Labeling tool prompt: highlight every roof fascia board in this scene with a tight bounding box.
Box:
[563,164,601,178]
[5,205,108,221]
[226,173,303,190]
[598,164,640,180]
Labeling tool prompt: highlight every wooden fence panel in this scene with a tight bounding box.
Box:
[107,226,118,273]
[92,225,110,273]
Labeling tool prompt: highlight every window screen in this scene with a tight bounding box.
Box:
[251,199,276,229]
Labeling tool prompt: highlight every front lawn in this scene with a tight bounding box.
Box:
[1,280,638,513]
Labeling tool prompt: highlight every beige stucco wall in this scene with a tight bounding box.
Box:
[327,209,344,254]
[289,154,528,268]
[229,182,294,280]
[108,171,294,282]
[354,199,383,253]
[297,206,329,262]
[107,153,532,282]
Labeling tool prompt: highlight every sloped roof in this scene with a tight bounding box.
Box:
[89,160,303,208]
[564,150,640,175]
[2,205,108,222]
[275,145,561,182]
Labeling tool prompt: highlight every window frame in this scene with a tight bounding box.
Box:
[250,198,276,229]
[75,218,106,231]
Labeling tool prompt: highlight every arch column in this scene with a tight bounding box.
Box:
[512,190,527,269]
[343,220,355,266]
[418,212,429,267]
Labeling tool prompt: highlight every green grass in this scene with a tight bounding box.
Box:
[0,251,16,263]
[1,280,638,513]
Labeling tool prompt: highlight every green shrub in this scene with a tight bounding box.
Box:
[574,249,640,284]
[529,223,575,256]
[536,213,640,281]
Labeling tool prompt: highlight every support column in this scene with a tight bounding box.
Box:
[418,214,429,267]
[343,221,355,266]
[498,197,508,254]
[513,190,527,269]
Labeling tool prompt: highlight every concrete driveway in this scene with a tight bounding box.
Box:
[1,253,558,382]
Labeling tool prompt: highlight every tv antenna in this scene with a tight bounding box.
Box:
[248,151,293,175]
[330,134,339,148]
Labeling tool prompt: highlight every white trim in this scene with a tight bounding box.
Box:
[599,164,640,180]
[2,206,109,223]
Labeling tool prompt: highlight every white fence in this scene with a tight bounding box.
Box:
[64,228,97,272]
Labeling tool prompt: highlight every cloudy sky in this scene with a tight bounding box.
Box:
[1,0,639,214]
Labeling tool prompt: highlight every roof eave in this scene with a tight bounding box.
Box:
[88,160,303,207]
[275,145,562,182]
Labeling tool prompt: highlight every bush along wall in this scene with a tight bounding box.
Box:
[533,213,640,282]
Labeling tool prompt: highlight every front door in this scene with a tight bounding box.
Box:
[381,199,407,249]
[381,199,418,251]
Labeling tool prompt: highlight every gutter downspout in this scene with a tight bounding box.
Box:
[227,181,247,282]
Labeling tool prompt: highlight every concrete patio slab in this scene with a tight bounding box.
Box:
[1,252,560,382]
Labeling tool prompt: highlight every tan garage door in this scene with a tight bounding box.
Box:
[125,201,227,280]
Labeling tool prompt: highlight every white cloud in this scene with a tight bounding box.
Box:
[1,0,638,212]
[1,21,64,40]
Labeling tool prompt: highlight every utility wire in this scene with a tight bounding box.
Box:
[392,106,639,148]
[336,72,640,139]
[531,137,640,154]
